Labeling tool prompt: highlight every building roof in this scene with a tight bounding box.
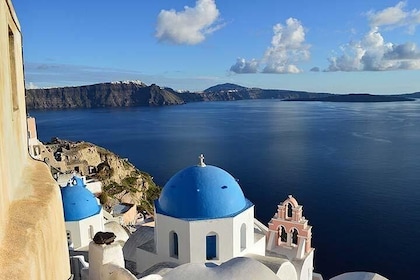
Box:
[60,176,101,221]
[113,203,135,215]
[155,156,251,220]
[330,272,388,280]
[155,257,280,280]
[123,225,155,263]
[104,221,130,243]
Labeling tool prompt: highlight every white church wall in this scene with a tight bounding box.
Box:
[66,210,104,249]
[293,250,314,280]
[66,221,82,249]
[143,207,259,270]
[81,211,104,249]
[189,217,233,263]
[155,213,190,263]
[137,213,190,273]
[78,218,93,249]
[231,206,256,256]
[248,231,266,255]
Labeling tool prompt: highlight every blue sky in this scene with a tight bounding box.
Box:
[12,0,420,93]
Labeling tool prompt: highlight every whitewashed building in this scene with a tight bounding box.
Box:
[135,155,266,273]
[61,176,104,249]
[64,155,388,280]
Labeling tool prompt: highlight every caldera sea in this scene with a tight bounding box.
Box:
[30,99,420,279]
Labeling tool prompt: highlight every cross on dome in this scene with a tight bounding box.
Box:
[198,154,206,167]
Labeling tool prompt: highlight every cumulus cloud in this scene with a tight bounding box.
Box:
[367,1,420,33]
[327,3,420,72]
[310,67,320,72]
[229,18,310,74]
[384,41,420,59]
[229,58,259,73]
[155,0,223,45]
[262,18,310,73]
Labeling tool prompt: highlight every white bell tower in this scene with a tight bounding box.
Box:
[266,195,314,280]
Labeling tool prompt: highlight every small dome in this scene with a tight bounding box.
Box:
[156,159,250,219]
[60,176,101,221]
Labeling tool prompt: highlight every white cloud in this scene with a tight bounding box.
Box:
[367,1,420,33]
[327,3,420,72]
[327,27,420,71]
[384,41,420,59]
[155,0,223,45]
[230,58,259,73]
[229,18,310,74]
[262,18,310,73]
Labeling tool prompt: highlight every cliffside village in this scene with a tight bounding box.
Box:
[1,2,388,279]
[27,116,148,229]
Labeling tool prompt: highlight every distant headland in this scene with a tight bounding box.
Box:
[26,81,418,109]
[283,93,415,102]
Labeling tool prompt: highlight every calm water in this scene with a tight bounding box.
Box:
[30,100,420,279]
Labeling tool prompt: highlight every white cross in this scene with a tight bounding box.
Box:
[198,154,206,167]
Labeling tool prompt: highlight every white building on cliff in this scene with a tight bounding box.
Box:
[61,176,104,250]
[1,1,390,279]
[120,155,322,280]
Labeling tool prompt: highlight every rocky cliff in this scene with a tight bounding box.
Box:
[41,138,160,214]
[26,81,419,109]
[284,93,415,102]
[26,81,333,109]
[158,83,333,103]
[202,84,332,101]
[26,81,184,109]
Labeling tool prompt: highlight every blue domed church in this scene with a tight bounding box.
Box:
[136,155,267,272]
[61,176,104,249]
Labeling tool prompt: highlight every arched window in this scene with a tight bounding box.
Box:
[292,228,298,245]
[279,226,287,243]
[206,233,218,260]
[240,223,246,251]
[89,225,95,239]
[287,203,293,219]
[169,231,179,258]
[66,230,72,246]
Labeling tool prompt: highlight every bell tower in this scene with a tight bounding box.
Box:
[266,195,314,280]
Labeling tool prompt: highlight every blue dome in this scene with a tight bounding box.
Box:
[156,164,251,220]
[60,176,101,222]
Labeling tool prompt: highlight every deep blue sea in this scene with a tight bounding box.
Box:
[30,100,420,279]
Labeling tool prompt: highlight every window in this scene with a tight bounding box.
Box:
[8,27,18,112]
[170,231,179,258]
[279,226,287,243]
[66,230,72,246]
[206,233,218,260]
[240,223,246,251]
[287,203,293,219]
[89,225,95,239]
[34,146,40,156]
[292,228,298,245]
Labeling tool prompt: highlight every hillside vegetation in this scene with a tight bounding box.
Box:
[42,138,161,214]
